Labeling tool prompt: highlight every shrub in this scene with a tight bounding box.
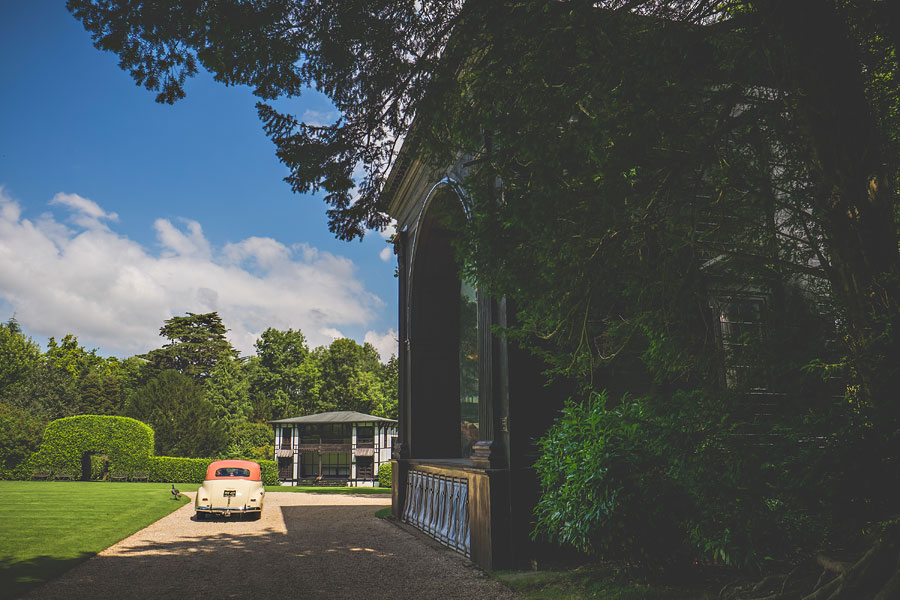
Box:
[532,391,690,567]
[149,457,278,484]
[378,461,392,488]
[28,415,154,476]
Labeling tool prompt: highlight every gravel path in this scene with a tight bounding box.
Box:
[23,492,519,600]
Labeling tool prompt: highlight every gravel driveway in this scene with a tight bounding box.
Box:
[23,492,519,600]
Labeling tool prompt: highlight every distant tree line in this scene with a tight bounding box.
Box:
[0,313,397,473]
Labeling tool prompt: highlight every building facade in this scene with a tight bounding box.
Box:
[270,411,397,487]
[382,150,569,570]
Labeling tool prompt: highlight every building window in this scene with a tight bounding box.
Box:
[716,295,767,390]
[299,425,320,444]
[300,452,317,477]
[322,424,351,444]
[321,452,350,477]
[357,426,374,447]
[460,279,479,458]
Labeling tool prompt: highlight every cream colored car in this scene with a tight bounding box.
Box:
[195,460,265,520]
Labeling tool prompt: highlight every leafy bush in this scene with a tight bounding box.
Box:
[28,415,154,475]
[533,391,690,567]
[378,461,392,488]
[149,457,278,484]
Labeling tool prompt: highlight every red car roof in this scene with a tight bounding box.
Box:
[204,459,262,481]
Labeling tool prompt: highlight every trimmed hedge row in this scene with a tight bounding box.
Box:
[25,415,277,485]
[145,456,278,485]
[378,461,392,488]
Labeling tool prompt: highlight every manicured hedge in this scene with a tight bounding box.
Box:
[378,461,392,488]
[146,456,278,485]
[28,415,154,475]
[25,415,277,484]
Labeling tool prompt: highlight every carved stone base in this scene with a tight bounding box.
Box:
[470,440,499,468]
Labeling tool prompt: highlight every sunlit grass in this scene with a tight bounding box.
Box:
[0,481,194,600]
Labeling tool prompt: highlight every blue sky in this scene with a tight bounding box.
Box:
[0,2,398,360]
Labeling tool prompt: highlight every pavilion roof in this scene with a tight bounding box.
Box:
[268,410,396,424]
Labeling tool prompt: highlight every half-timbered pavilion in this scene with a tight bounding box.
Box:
[270,411,397,487]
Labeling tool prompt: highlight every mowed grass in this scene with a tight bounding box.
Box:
[265,485,391,494]
[0,481,197,600]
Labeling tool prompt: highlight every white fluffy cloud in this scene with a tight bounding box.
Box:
[365,328,398,362]
[0,188,387,358]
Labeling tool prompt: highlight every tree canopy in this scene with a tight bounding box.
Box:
[143,312,239,381]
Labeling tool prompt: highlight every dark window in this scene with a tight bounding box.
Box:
[321,452,350,477]
[322,424,351,444]
[300,452,317,477]
[716,296,767,390]
[357,426,374,447]
[460,279,479,458]
[299,425,320,444]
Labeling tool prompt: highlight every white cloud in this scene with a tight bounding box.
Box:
[301,109,338,127]
[0,188,384,357]
[365,329,398,362]
[50,192,118,229]
[379,246,393,262]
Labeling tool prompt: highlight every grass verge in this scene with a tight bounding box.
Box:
[494,564,718,600]
[374,506,392,519]
[0,481,194,600]
[265,485,391,494]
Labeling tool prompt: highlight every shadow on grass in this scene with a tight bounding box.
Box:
[0,552,94,600]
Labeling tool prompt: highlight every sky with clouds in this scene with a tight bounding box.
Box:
[0,4,398,361]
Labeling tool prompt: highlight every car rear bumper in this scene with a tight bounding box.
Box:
[195,506,262,516]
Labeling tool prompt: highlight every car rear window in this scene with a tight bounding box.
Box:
[215,467,251,478]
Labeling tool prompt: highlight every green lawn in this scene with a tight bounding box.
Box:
[0,481,196,600]
[265,485,391,494]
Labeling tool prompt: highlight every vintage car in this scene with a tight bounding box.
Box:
[195,459,265,520]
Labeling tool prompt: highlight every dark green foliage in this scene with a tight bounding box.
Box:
[28,415,154,475]
[0,403,45,480]
[125,370,227,458]
[206,354,251,430]
[0,318,41,391]
[221,421,274,463]
[313,338,397,418]
[377,461,392,488]
[147,456,212,483]
[143,312,238,381]
[248,328,315,421]
[534,392,690,566]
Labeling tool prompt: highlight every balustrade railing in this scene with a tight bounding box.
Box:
[402,470,470,556]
